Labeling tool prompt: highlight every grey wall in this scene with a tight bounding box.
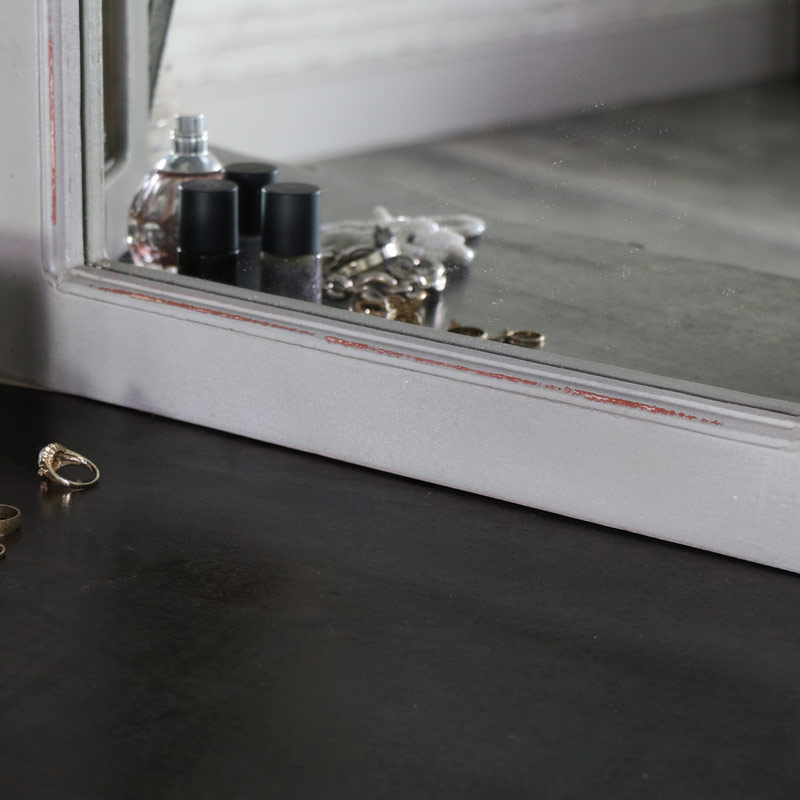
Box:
[158,0,797,160]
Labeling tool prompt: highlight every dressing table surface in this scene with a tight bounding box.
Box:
[0,383,798,799]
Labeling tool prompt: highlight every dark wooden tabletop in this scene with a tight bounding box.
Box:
[1,383,799,799]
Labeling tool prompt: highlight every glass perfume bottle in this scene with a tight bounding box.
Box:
[127,114,223,269]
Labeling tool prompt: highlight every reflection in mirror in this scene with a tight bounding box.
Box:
[110,1,800,407]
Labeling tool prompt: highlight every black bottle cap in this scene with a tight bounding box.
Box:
[224,162,279,236]
[261,182,321,257]
[179,179,239,255]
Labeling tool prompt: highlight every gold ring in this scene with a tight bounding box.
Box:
[501,330,546,348]
[0,505,21,537]
[0,542,5,559]
[449,325,488,339]
[38,443,100,489]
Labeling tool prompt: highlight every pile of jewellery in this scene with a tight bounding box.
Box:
[321,206,485,324]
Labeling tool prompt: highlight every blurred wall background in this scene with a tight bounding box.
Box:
[159,0,797,161]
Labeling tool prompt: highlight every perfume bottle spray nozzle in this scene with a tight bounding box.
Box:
[172,114,209,155]
[155,113,222,173]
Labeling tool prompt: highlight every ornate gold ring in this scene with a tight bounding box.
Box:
[38,443,100,489]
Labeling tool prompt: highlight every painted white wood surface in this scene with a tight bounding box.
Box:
[52,267,800,574]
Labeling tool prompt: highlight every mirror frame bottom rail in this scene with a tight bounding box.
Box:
[33,266,800,574]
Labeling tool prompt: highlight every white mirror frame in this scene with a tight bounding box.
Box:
[2,1,798,572]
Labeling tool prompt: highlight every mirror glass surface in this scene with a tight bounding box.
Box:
[115,1,800,409]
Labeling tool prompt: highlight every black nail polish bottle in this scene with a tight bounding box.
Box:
[260,183,322,303]
[224,162,279,290]
[178,179,239,284]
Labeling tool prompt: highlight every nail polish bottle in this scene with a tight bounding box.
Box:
[128,114,223,269]
[223,162,279,290]
[260,183,322,303]
[178,179,239,284]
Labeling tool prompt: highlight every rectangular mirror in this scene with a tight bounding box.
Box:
[1,0,798,572]
[101,0,800,411]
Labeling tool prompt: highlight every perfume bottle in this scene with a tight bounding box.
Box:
[260,183,322,303]
[178,179,239,284]
[128,114,223,269]
[224,162,279,290]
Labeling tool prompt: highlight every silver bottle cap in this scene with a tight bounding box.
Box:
[175,114,206,140]
[156,114,222,174]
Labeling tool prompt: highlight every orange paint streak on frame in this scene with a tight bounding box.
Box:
[100,287,723,426]
[49,36,56,225]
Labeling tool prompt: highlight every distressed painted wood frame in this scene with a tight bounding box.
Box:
[0,1,797,572]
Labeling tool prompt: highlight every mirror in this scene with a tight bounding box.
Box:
[110,1,800,410]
